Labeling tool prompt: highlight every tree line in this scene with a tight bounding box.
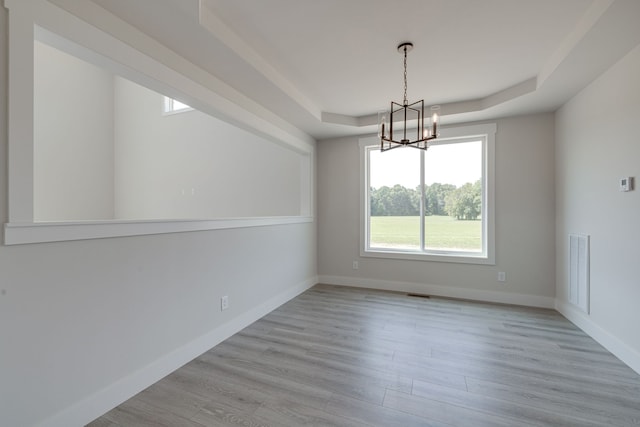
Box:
[370,180,481,220]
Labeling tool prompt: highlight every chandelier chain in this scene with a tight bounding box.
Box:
[403,46,408,105]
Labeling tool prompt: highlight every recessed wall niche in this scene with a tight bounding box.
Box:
[33,39,304,222]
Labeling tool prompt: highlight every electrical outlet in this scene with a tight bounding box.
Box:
[619,177,633,192]
[221,295,229,311]
[498,272,506,282]
[353,261,359,270]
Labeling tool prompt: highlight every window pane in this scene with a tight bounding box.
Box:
[369,148,420,250]
[172,99,191,111]
[423,140,482,252]
[163,96,191,113]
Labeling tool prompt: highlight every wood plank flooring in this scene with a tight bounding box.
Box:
[87,284,640,426]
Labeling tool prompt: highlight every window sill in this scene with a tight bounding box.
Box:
[361,248,495,265]
[4,216,313,245]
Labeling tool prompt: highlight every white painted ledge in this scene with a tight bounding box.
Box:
[4,216,313,245]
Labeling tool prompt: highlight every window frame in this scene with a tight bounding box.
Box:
[360,123,496,265]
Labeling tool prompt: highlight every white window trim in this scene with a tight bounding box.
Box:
[3,0,314,245]
[359,123,496,265]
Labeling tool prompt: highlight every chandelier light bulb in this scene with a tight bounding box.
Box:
[431,105,441,137]
[378,111,388,138]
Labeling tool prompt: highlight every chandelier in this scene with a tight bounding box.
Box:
[379,42,440,151]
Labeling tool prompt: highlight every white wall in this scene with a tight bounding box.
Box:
[34,41,115,221]
[114,77,302,220]
[0,6,317,427]
[317,114,556,307]
[555,43,640,372]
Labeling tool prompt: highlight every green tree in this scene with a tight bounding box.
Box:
[424,183,456,215]
[370,187,385,216]
[370,185,420,216]
[445,180,481,220]
[387,184,419,216]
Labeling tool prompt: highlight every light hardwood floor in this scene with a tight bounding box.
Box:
[88,284,640,426]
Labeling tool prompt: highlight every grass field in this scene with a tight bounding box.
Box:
[370,215,481,251]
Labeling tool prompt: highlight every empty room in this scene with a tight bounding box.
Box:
[1,0,639,426]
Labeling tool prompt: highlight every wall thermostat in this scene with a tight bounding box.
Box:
[619,177,633,192]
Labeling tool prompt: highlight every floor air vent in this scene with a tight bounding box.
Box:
[407,293,430,299]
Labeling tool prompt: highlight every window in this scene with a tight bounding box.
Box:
[361,123,495,264]
[163,96,193,114]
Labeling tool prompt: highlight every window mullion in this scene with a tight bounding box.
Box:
[420,150,425,251]
[366,147,372,251]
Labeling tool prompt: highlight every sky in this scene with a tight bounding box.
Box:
[370,140,482,188]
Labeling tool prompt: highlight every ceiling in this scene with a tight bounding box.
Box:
[88,0,640,140]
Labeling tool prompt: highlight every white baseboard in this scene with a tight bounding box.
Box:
[40,276,317,427]
[556,300,640,375]
[318,275,555,308]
